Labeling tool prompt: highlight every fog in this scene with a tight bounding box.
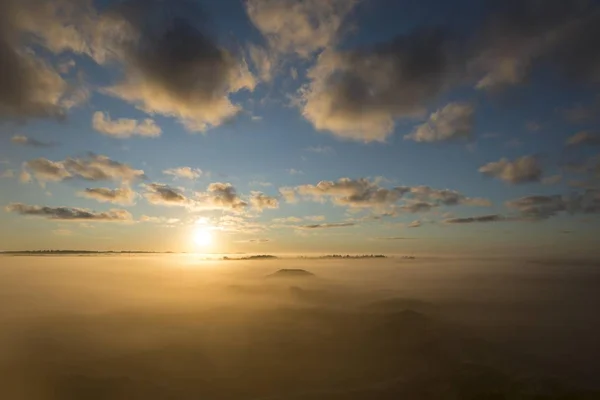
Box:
[1,255,599,399]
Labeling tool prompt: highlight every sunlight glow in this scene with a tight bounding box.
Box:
[193,228,213,247]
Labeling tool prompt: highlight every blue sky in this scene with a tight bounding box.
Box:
[0,0,599,255]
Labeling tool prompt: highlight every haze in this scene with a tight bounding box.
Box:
[1,254,599,399]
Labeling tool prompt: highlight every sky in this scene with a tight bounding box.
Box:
[0,0,599,255]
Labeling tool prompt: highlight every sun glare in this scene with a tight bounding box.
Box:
[193,228,213,247]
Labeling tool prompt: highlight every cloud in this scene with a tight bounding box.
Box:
[287,169,304,175]
[505,195,567,220]
[471,1,600,90]
[237,238,270,243]
[563,155,600,178]
[401,201,435,213]
[279,187,298,203]
[23,158,71,183]
[144,184,190,207]
[249,181,272,187]
[23,154,145,185]
[1,169,15,179]
[78,186,136,205]
[11,135,56,148]
[92,112,161,138]
[245,0,357,57]
[566,131,600,146]
[196,183,248,211]
[295,178,408,210]
[249,191,279,211]
[444,214,505,224]
[300,29,459,142]
[408,220,422,228]
[0,0,93,121]
[563,103,598,124]
[284,178,491,215]
[506,191,600,220]
[215,215,264,234]
[304,215,325,222]
[526,122,541,132]
[248,44,274,82]
[479,155,542,184]
[408,186,491,207]
[101,0,256,132]
[542,174,562,185]
[376,237,416,240]
[306,145,334,154]
[272,216,303,224]
[163,167,203,180]
[5,203,132,222]
[298,222,355,229]
[405,103,474,143]
[52,228,72,236]
[140,215,180,225]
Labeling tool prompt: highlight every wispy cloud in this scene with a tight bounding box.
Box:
[163,167,203,180]
[78,187,136,205]
[298,222,355,229]
[5,203,132,222]
[11,135,57,148]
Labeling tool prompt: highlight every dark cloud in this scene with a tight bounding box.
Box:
[79,187,136,205]
[0,0,91,121]
[471,0,600,89]
[298,222,355,229]
[101,0,256,132]
[144,184,190,207]
[301,28,459,141]
[566,131,600,146]
[297,0,600,141]
[506,195,567,220]
[401,201,435,213]
[5,203,132,221]
[23,154,145,185]
[444,214,505,224]
[11,135,57,148]
[479,155,542,184]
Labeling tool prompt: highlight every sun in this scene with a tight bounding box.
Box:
[193,228,213,247]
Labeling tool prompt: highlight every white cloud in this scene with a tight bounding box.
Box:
[92,111,161,138]
[249,191,279,211]
[163,167,203,180]
[245,0,357,57]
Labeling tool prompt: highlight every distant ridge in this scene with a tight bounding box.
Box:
[266,269,315,279]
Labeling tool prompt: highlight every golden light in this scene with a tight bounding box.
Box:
[193,227,213,247]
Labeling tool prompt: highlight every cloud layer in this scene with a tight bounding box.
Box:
[6,203,132,222]
[23,154,145,184]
